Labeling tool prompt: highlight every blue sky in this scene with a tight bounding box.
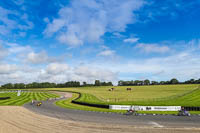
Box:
[0,0,200,84]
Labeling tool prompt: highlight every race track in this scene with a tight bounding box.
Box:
[24,93,200,129]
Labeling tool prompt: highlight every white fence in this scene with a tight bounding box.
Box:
[109,105,181,111]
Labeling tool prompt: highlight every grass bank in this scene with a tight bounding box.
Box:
[46,84,200,106]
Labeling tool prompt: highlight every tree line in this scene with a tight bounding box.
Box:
[1,78,200,89]
[0,80,113,89]
[118,78,200,86]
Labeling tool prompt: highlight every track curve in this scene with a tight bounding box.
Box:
[24,95,200,129]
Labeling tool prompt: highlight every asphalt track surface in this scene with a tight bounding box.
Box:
[24,99,200,128]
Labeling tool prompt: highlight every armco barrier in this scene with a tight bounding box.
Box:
[0,97,10,100]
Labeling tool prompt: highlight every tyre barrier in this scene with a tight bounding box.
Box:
[183,106,200,111]
[71,100,109,109]
[0,97,10,100]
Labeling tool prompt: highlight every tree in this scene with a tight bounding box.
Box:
[32,82,40,88]
[107,82,113,86]
[134,80,140,85]
[160,81,165,85]
[189,79,195,84]
[170,78,179,84]
[138,80,144,85]
[195,79,200,84]
[101,82,106,86]
[95,80,101,86]
[1,83,13,89]
[151,81,158,85]
[83,82,87,86]
[144,79,150,85]
[118,80,123,86]
[14,83,25,89]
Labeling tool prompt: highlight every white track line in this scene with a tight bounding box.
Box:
[149,121,164,128]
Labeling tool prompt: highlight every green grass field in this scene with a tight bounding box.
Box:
[47,84,200,106]
[0,91,59,106]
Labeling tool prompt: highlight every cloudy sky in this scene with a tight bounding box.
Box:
[0,0,200,85]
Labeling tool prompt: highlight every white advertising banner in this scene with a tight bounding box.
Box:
[109,105,131,110]
[109,105,181,111]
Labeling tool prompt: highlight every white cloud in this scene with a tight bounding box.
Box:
[135,43,170,53]
[123,37,139,43]
[44,19,66,36]
[74,66,118,82]
[0,49,199,84]
[95,49,200,81]
[1,39,200,84]
[18,13,34,30]
[0,41,34,62]
[0,7,16,35]
[0,45,8,59]
[0,25,9,35]
[0,64,18,74]
[98,50,115,57]
[26,51,63,64]
[0,64,39,84]
[37,64,118,84]
[0,40,67,65]
[44,0,145,46]
[25,50,67,64]
[83,39,200,81]
[57,31,83,46]
[112,32,125,38]
[7,43,32,54]
[0,40,119,84]
[0,6,33,36]
[26,51,48,64]
[97,45,117,59]
[35,59,118,83]
[46,63,69,75]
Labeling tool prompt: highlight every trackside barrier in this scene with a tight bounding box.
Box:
[184,107,200,111]
[0,97,10,100]
[72,101,109,108]
[109,105,181,111]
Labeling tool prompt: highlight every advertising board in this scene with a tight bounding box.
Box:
[109,105,181,111]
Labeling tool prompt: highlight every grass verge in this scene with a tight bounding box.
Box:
[55,93,126,113]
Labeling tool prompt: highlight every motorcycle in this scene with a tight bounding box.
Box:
[124,109,138,116]
[177,110,190,116]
